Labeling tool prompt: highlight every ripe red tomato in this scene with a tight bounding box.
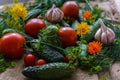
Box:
[25,18,46,37]
[62,1,79,19]
[35,59,46,66]
[24,54,36,66]
[58,27,77,48]
[0,38,2,53]
[64,55,69,63]
[0,32,26,59]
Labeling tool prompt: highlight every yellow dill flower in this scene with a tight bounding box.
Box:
[76,22,90,36]
[5,18,21,30]
[9,3,27,19]
[88,41,102,55]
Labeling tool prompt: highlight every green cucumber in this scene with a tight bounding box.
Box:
[2,28,33,41]
[22,62,75,79]
[25,9,41,22]
[32,43,65,62]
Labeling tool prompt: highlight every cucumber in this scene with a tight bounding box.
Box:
[32,43,65,62]
[2,28,16,35]
[42,45,65,62]
[2,28,33,41]
[22,62,75,79]
[41,42,66,56]
[25,9,41,22]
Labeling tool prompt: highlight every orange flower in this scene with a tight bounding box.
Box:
[83,10,92,19]
[88,41,102,55]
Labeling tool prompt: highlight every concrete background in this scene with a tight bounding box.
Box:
[0,0,28,5]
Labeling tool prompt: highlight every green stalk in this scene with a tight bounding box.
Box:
[85,0,93,11]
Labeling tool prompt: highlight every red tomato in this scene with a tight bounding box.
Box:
[62,1,79,19]
[0,38,1,53]
[58,27,77,48]
[64,55,69,63]
[25,18,46,37]
[24,54,36,66]
[0,32,26,59]
[35,59,46,66]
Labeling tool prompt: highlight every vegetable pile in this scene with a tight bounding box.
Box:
[0,0,120,79]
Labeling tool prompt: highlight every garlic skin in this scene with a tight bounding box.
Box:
[94,19,115,45]
[45,6,64,23]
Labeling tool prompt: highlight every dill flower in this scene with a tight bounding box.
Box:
[5,18,21,30]
[88,41,102,55]
[83,10,92,19]
[76,22,90,36]
[9,3,27,19]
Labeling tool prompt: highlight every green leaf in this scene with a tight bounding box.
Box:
[103,76,109,80]
[84,0,93,11]
[78,48,112,74]
[0,54,16,72]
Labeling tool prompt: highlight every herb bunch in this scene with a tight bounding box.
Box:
[0,54,16,72]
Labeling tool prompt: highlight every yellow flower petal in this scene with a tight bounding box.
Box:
[9,3,27,19]
[76,22,90,36]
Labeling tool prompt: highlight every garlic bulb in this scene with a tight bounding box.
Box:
[94,19,115,45]
[45,5,64,23]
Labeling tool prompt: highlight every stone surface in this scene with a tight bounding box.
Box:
[0,0,28,5]
[98,70,112,80]
[0,0,120,80]
[64,69,99,80]
[0,58,99,80]
[110,61,120,80]
[0,57,34,80]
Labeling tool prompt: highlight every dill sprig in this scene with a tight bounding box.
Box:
[0,54,16,73]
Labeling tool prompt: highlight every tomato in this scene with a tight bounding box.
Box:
[64,55,69,63]
[24,54,36,66]
[58,27,77,48]
[25,18,46,37]
[62,1,79,19]
[0,38,2,53]
[0,32,26,59]
[35,59,46,66]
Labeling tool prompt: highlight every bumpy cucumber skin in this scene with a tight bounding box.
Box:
[22,63,75,79]
[32,44,65,62]
[41,45,65,62]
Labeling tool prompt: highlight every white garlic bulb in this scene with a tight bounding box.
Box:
[94,19,115,45]
[46,5,64,23]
